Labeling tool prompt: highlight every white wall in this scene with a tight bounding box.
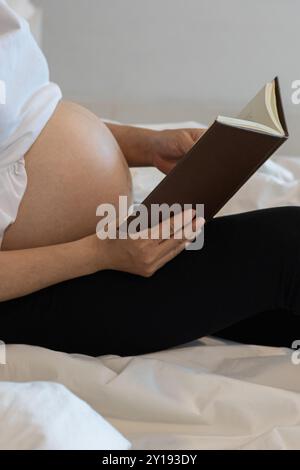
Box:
[33,0,300,154]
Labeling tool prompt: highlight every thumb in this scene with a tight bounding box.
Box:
[188,128,207,143]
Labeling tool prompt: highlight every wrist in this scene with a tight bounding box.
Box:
[84,234,112,273]
[107,123,156,167]
[132,126,156,166]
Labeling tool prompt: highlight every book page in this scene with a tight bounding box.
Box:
[266,82,284,134]
[216,116,283,136]
[217,80,284,136]
[238,83,277,130]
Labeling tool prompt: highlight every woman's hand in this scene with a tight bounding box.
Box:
[150,128,206,174]
[0,211,204,301]
[95,210,205,278]
[106,123,206,172]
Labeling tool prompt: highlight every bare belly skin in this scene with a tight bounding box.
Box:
[2,101,133,250]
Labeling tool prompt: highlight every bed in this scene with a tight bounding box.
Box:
[0,121,300,450]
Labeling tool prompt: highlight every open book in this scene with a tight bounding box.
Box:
[218,79,285,137]
[142,77,288,222]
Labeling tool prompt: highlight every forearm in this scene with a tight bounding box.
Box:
[0,236,100,302]
[106,122,154,167]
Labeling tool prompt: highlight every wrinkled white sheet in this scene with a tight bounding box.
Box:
[0,381,131,450]
[0,339,300,450]
[1,121,300,450]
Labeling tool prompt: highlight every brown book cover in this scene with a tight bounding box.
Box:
[141,77,289,222]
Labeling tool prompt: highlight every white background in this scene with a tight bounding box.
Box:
[33,0,300,155]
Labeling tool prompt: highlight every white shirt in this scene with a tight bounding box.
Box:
[0,0,62,246]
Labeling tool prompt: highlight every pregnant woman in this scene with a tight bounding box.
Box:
[1,0,300,356]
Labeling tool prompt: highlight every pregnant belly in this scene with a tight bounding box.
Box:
[2,101,133,250]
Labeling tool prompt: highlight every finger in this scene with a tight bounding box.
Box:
[150,208,195,241]
[185,128,207,143]
[154,240,187,273]
[175,128,207,157]
[154,217,205,267]
[182,216,205,241]
[153,215,203,259]
[153,225,192,259]
[185,220,205,249]
[170,213,204,241]
[169,208,196,238]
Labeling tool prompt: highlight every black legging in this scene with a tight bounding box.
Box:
[1,206,300,356]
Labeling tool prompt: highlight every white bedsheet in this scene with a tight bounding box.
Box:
[1,121,300,450]
[0,381,131,450]
[0,339,300,450]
